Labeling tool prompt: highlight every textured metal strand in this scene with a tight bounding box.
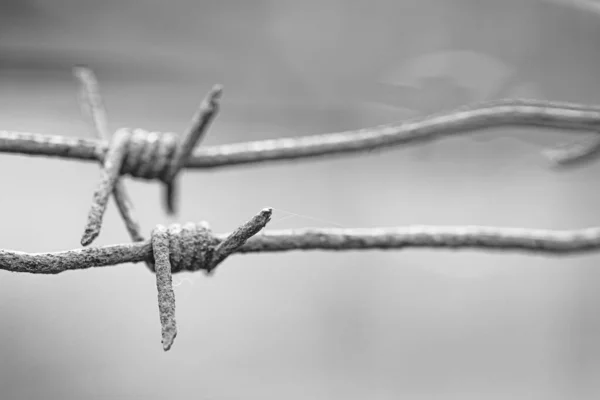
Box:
[4,98,600,170]
[2,225,600,275]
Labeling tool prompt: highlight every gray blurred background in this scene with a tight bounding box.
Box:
[2,0,600,398]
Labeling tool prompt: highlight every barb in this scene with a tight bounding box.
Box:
[148,208,271,351]
[3,99,600,171]
[162,84,222,214]
[74,66,145,245]
[73,65,110,138]
[74,66,223,246]
[81,129,136,246]
[150,226,178,351]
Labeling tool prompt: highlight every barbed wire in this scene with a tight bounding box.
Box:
[5,219,600,276]
[2,66,600,351]
[3,97,600,168]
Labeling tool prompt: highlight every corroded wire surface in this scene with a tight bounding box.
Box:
[4,68,600,352]
[74,67,145,243]
[73,66,222,246]
[3,224,600,275]
[3,98,600,169]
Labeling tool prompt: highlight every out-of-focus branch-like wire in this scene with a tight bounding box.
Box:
[73,66,223,246]
[3,99,600,170]
[3,224,600,275]
[73,66,145,244]
[544,136,600,167]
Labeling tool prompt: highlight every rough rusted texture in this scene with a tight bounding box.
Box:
[72,67,223,246]
[0,242,151,274]
[118,129,179,180]
[7,209,600,351]
[73,66,145,244]
[162,85,222,214]
[5,224,600,276]
[5,69,600,353]
[79,84,221,243]
[4,99,600,170]
[145,209,271,351]
[145,222,217,273]
[82,129,132,246]
[151,226,178,351]
[208,208,272,274]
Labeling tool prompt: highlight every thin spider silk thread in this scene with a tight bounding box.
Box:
[268,206,347,228]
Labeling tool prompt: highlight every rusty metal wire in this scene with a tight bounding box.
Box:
[2,66,600,351]
[2,98,600,167]
[5,222,600,276]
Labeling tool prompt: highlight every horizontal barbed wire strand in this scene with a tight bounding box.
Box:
[2,99,600,170]
[3,223,600,275]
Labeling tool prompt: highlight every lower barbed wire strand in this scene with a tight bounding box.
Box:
[4,98,600,170]
[3,225,600,274]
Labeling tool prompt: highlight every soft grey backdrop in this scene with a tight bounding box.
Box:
[2,0,600,399]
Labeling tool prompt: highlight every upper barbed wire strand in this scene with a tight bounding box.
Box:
[2,98,600,170]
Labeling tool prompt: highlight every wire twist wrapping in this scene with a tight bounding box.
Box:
[148,221,216,273]
[81,128,179,246]
[3,66,600,351]
[119,129,180,181]
[80,83,222,247]
[148,209,271,350]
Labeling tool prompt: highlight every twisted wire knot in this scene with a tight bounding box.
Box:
[149,208,272,351]
[80,85,222,246]
[148,221,217,273]
[119,128,180,182]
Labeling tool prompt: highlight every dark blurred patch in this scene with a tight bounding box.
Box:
[0,47,196,84]
[447,0,600,102]
[364,0,600,112]
[0,0,39,24]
